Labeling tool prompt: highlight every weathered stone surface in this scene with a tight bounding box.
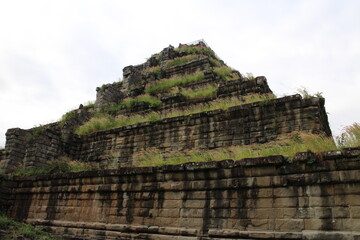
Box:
[1,149,360,239]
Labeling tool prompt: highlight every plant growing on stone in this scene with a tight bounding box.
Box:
[245,72,255,80]
[76,93,276,135]
[26,125,45,142]
[336,122,360,148]
[297,87,324,99]
[137,132,336,167]
[0,215,63,240]
[213,66,238,81]
[11,157,95,177]
[165,54,203,68]
[145,71,205,95]
[175,46,217,59]
[181,84,218,99]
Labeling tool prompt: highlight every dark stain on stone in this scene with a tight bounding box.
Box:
[201,170,211,235]
[125,183,135,224]
[13,193,33,221]
[46,187,59,220]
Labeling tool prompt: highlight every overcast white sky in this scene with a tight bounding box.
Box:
[0,0,359,147]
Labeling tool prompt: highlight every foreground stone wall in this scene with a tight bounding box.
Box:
[3,148,360,239]
[69,95,331,167]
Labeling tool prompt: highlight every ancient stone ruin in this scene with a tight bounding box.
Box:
[1,40,359,239]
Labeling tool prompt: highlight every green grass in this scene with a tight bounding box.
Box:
[213,66,238,80]
[0,215,62,240]
[209,58,222,67]
[165,54,203,68]
[76,94,276,135]
[11,157,95,177]
[337,122,360,148]
[143,66,161,78]
[26,125,45,142]
[181,85,218,99]
[136,132,337,167]
[104,95,162,113]
[145,71,205,95]
[297,87,324,99]
[175,46,217,59]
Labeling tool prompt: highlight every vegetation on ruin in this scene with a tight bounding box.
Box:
[336,122,360,148]
[26,125,45,142]
[297,87,324,99]
[61,109,76,123]
[175,46,217,59]
[75,94,276,135]
[104,94,162,113]
[165,54,204,68]
[0,215,62,240]
[136,132,337,167]
[11,157,95,177]
[181,84,218,99]
[144,65,161,75]
[245,72,255,80]
[145,71,205,95]
[213,66,239,80]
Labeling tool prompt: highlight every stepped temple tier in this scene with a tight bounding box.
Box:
[1,40,359,240]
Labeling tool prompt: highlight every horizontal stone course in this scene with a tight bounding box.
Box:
[1,149,359,239]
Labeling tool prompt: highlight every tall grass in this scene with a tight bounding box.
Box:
[182,84,217,99]
[213,66,238,80]
[104,95,162,113]
[337,122,360,148]
[0,215,63,240]
[175,46,217,59]
[11,157,95,177]
[76,94,276,135]
[145,71,205,95]
[136,132,337,167]
[165,54,203,68]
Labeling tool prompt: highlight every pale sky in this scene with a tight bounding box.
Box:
[0,0,359,147]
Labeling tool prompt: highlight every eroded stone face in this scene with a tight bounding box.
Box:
[0,41,332,173]
[2,149,360,239]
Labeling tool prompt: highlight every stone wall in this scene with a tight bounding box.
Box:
[0,128,29,174]
[3,148,360,239]
[68,95,331,168]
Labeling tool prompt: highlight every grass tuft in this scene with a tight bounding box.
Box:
[213,66,238,80]
[337,122,360,148]
[181,85,218,99]
[145,72,205,95]
[76,94,276,135]
[11,157,95,177]
[165,55,203,68]
[175,46,217,59]
[136,132,337,167]
[0,215,63,240]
